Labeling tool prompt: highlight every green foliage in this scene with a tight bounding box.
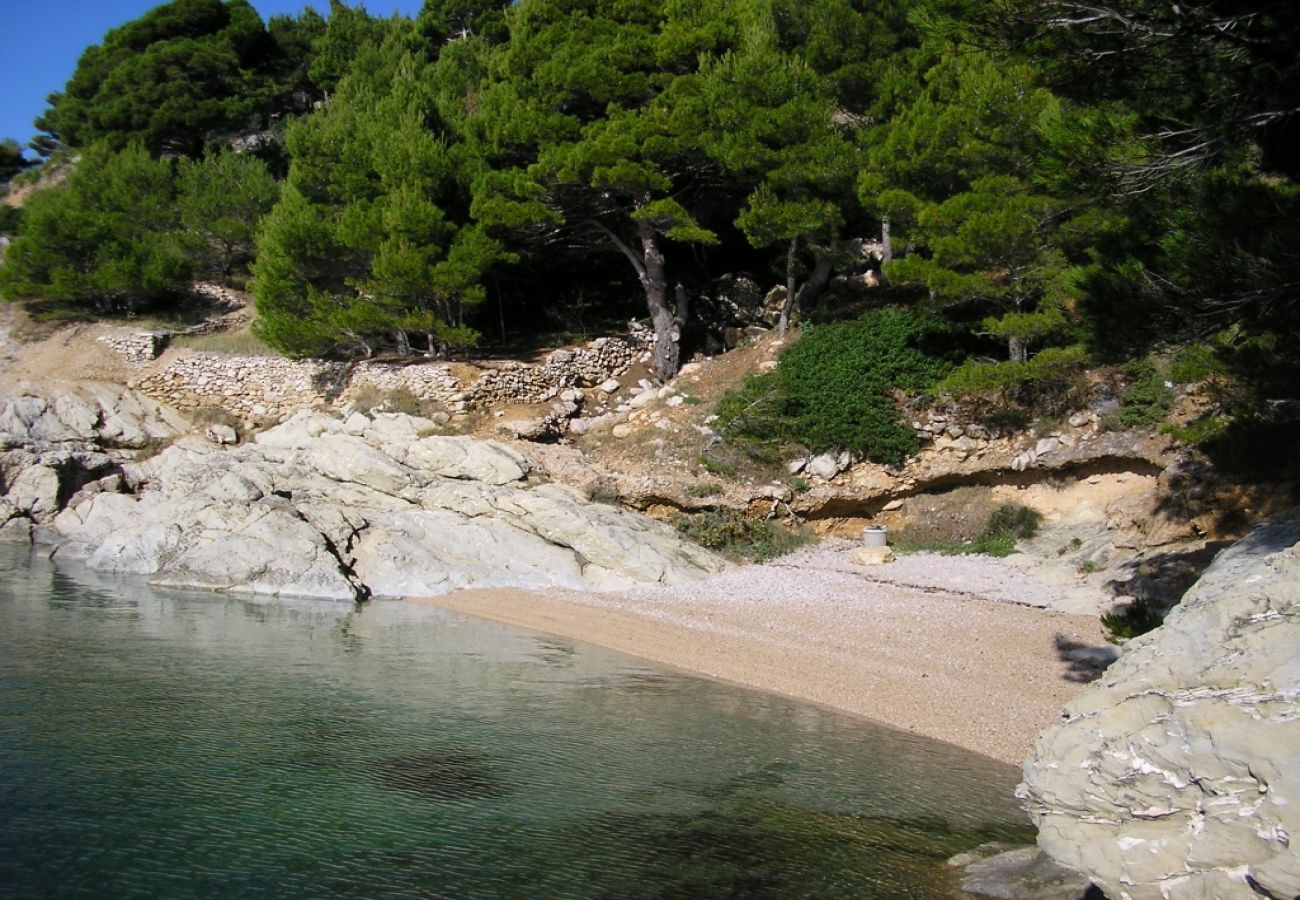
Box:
[1118,358,1175,428]
[177,148,279,281]
[672,509,811,563]
[1102,597,1169,642]
[716,310,954,466]
[686,482,724,498]
[778,311,953,461]
[1168,344,1225,385]
[35,0,276,156]
[0,144,189,312]
[938,345,1090,416]
[253,42,509,358]
[1,139,35,183]
[895,503,1042,558]
[0,205,23,237]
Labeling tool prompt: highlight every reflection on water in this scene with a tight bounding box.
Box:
[0,546,1029,898]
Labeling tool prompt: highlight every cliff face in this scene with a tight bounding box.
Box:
[1018,513,1300,899]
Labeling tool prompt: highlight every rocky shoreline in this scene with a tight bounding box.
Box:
[2,371,1297,898]
[1,387,723,600]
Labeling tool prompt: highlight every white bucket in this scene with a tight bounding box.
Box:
[862,525,888,548]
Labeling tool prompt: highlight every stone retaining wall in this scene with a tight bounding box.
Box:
[128,331,651,421]
[97,333,170,366]
[134,354,351,420]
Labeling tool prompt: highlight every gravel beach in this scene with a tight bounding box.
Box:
[418,542,1114,766]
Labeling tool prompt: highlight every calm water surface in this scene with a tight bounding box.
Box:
[0,546,1029,899]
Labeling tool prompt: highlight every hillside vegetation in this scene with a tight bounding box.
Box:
[1,0,1297,479]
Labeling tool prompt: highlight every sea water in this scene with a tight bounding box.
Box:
[0,545,1030,899]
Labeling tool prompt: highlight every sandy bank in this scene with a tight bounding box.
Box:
[416,543,1114,766]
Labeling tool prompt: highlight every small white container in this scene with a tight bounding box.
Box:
[862,525,888,548]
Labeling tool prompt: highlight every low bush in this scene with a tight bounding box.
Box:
[687,482,724,498]
[672,509,812,563]
[937,345,1090,418]
[713,309,955,467]
[1101,597,1168,642]
[894,502,1042,558]
[349,384,446,420]
[1118,358,1175,428]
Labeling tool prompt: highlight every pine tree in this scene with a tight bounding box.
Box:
[1,144,189,312]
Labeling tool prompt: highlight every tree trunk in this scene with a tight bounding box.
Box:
[794,245,834,317]
[779,238,798,338]
[588,213,685,381]
[1008,336,1028,363]
[395,329,411,358]
[639,221,681,381]
[878,217,892,287]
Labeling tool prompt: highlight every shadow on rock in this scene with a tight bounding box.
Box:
[1101,541,1232,638]
[1053,635,1118,684]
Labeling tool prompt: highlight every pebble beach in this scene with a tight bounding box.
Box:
[419,542,1114,766]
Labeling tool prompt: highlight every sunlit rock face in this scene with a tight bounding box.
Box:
[1019,512,1300,900]
[48,410,725,601]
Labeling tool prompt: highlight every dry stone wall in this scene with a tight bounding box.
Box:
[97,333,170,366]
[128,332,651,422]
[135,354,350,420]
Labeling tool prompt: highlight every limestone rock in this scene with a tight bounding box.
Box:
[1019,512,1300,900]
[849,546,894,566]
[956,846,1098,900]
[49,410,725,602]
[808,453,843,480]
[205,423,238,445]
[0,384,186,450]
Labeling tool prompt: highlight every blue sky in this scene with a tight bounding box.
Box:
[0,1,425,155]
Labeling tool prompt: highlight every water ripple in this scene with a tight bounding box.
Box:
[0,547,1029,899]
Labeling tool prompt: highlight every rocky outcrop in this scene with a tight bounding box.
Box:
[1018,512,1300,900]
[0,385,190,541]
[48,409,725,601]
[0,383,187,451]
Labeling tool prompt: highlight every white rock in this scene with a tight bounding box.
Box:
[205,424,238,445]
[850,546,895,566]
[808,453,842,480]
[1035,437,1060,457]
[1020,513,1300,900]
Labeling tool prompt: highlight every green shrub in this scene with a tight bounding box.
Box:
[672,509,812,563]
[714,309,954,467]
[1102,597,1168,642]
[938,345,1089,416]
[1168,343,1225,384]
[894,502,1042,558]
[687,482,724,498]
[1118,358,1175,428]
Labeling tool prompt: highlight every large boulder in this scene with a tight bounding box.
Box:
[52,411,725,601]
[0,383,186,450]
[1019,512,1300,899]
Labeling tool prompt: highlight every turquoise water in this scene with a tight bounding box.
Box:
[0,546,1029,899]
